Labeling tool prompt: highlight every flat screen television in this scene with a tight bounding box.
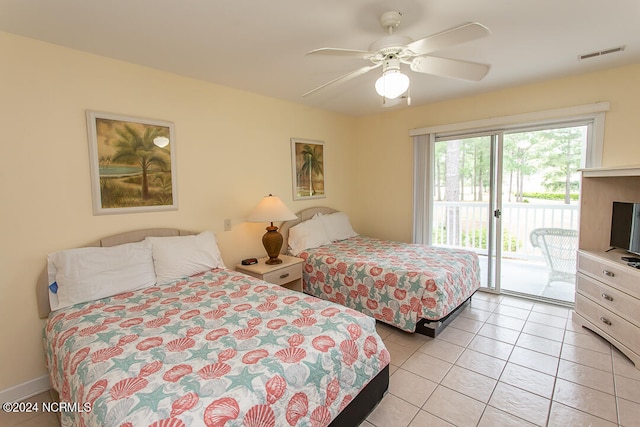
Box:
[610,201,640,255]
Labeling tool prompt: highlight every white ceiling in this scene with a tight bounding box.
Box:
[1,0,639,116]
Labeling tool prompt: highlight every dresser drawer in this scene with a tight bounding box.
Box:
[262,263,302,286]
[577,273,640,327]
[575,293,640,355]
[578,252,640,298]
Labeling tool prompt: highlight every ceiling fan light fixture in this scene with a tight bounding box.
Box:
[375,69,409,99]
[304,11,491,101]
[375,56,410,99]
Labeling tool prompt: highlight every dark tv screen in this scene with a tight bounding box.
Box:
[610,202,640,255]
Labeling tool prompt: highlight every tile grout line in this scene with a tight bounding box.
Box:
[475,295,526,426]
[611,344,622,426]
[430,294,500,426]
[542,306,564,427]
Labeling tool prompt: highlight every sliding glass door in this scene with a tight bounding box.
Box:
[431,134,501,292]
[498,127,583,302]
[430,125,585,303]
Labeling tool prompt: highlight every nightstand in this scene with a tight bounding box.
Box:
[236,254,304,292]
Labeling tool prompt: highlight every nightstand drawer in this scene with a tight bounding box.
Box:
[262,263,302,286]
[236,255,304,293]
[577,273,640,327]
[575,293,640,355]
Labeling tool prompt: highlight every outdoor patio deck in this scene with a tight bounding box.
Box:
[433,201,579,305]
[478,255,575,304]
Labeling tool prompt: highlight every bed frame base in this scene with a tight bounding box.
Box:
[329,364,389,427]
[414,292,475,338]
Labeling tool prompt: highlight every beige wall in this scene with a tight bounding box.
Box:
[0,32,358,391]
[352,64,640,243]
[2,28,639,394]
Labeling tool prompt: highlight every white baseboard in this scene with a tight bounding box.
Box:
[0,375,51,402]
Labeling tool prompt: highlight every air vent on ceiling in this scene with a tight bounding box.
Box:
[579,46,625,60]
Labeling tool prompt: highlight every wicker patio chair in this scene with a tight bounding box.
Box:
[530,228,578,285]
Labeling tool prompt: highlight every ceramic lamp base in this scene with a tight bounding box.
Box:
[262,225,284,265]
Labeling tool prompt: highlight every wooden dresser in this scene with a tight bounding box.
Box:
[575,166,640,369]
[575,249,640,367]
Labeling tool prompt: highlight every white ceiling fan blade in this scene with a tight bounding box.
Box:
[306,47,374,59]
[410,56,490,81]
[407,22,490,56]
[302,64,381,97]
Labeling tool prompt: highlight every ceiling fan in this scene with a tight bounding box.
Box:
[303,11,491,102]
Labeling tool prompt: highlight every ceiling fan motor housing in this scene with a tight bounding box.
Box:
[381,56,401,72]
[368,34,413,55]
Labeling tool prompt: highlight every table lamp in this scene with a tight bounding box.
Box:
[246,194,297,264]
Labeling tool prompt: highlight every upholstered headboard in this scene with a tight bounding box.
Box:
[279,207,337,254]
[37,228,196,319]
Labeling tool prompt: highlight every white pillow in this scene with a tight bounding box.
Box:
[317,212,358,241]
[146,231,225,284]
[47,240,156,311]
[288,218,332,255]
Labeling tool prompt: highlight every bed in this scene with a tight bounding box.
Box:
[37,228,389,427]
[281,208,482,336]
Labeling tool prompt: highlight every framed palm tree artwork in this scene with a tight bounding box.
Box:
[291,138,325,200]
[86,111,177,215]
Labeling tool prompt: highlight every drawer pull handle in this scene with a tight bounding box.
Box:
[279,273,290,279]
[601,293,613,301]
[599,316,612,326]
[603,270,615,277]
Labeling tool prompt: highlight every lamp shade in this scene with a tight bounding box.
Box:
[247,194,297,223]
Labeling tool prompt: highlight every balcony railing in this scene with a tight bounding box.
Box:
[432,201,579,261]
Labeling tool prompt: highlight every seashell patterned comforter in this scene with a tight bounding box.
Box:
[300,236,482,332]
[44,268,389,427]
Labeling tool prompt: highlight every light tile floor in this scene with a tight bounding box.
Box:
[363,291,640,427]
[5,291,639,427]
